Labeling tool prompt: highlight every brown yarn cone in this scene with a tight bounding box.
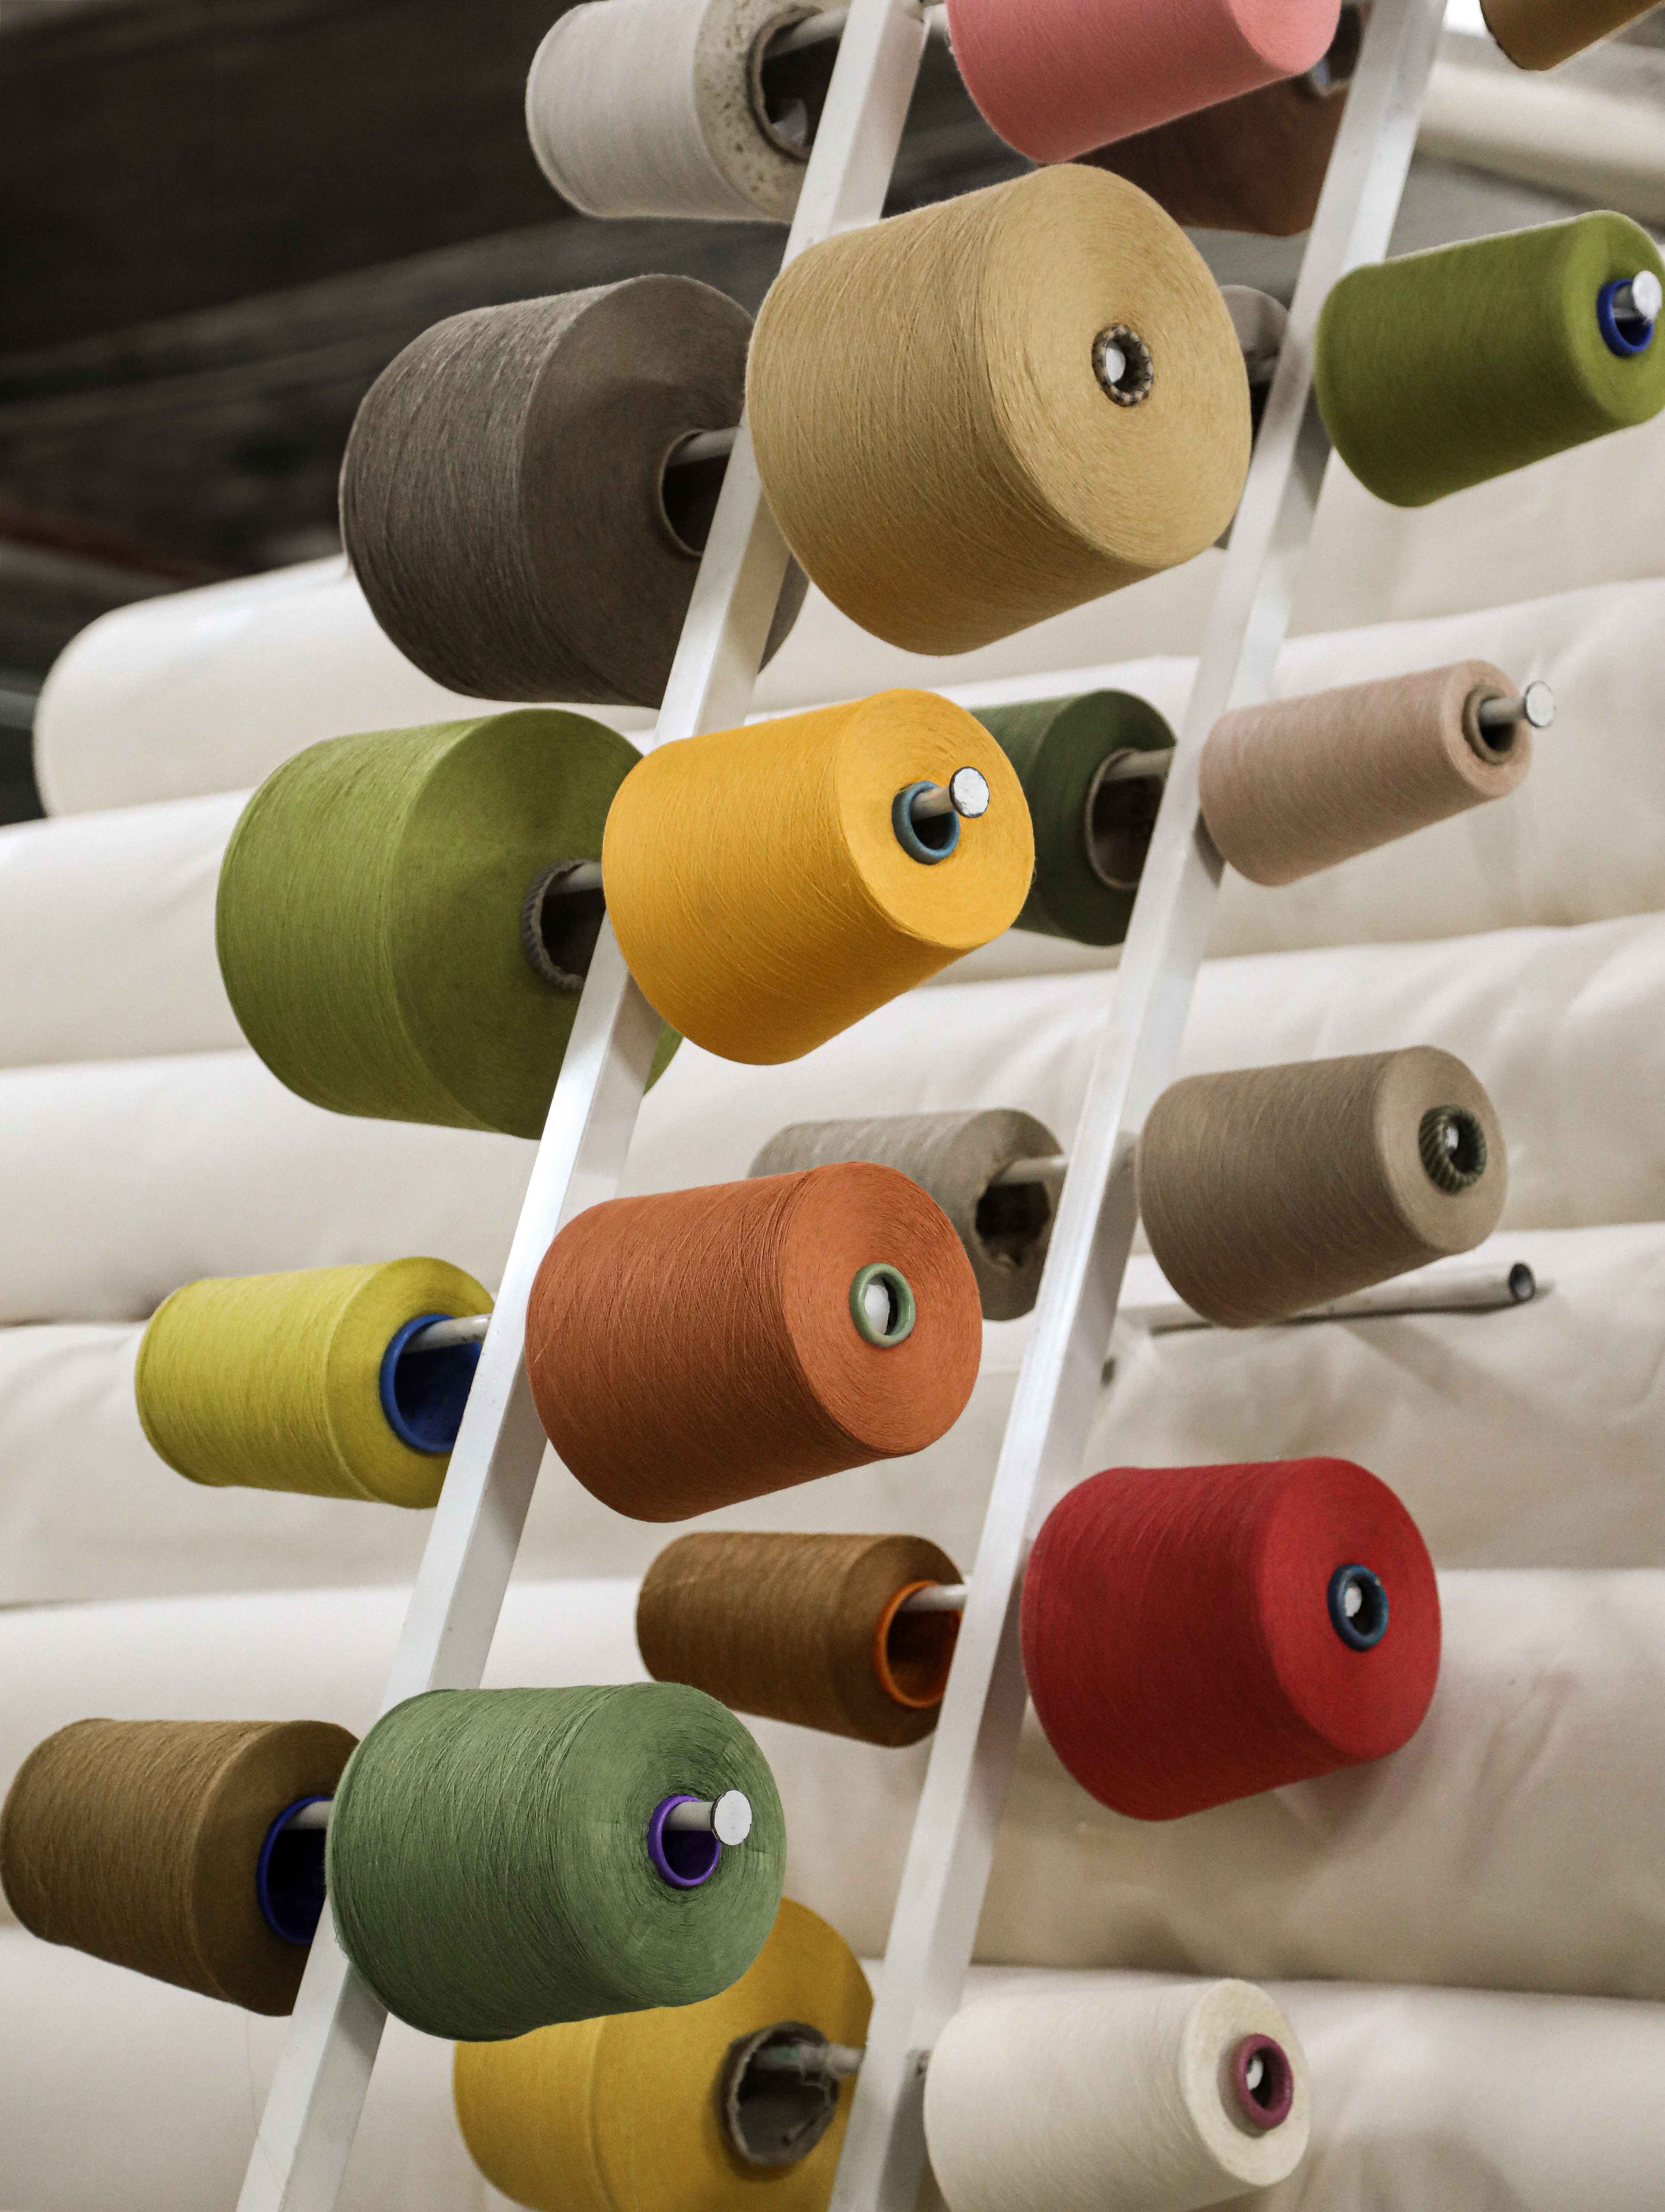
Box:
[638,1532,963,1747]
[1200,660,1531,887]
[0,1718,357,2013]
[1079,72,1347,237]
[525,1164,983,1520]
[1137,1050,1507,1328]
[1481,0,1656,70]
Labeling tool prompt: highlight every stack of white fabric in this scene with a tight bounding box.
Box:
[4,408,1665,2209]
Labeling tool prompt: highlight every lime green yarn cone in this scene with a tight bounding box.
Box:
[136,1258,491,1508]
[976,692,1176,946]
[327,1684,787,2041]
[216,710,678,1139]
[1315,211,1665,508]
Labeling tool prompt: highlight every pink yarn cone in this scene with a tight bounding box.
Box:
[946,0,1341,164]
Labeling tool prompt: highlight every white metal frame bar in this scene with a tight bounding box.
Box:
[828,2,1449,2205]
[236,2,929,2203]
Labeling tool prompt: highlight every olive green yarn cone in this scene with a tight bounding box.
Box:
[136,1258,490,1509]
[1315,211,1665,508]
[976,692,1176,945]
[217,711,678,1138]
[327,1684,786,2041]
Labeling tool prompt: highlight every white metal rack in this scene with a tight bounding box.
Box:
[236,0,1448,2204]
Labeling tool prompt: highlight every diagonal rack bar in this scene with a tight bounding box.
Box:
[234,2,931,2205]
[828,1,1451,2207]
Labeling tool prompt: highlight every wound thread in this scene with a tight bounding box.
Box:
[327,1685,785,2041]
[135,1259,492,1508]
[1021,1458,1441,1820]
[1137,1049,1508,1328]
[637,1532,962,1747]
[0,1718,356,2014]
[341,282,805,705]
[602,693,1032,1065]
[746,168,1251,656]
[1315,212,1665,508]
[750,1109,1064,1322]
[453,1899,871,2212]
[1480,0,1658,70]
[524,1164,983,1521]
[216,712,676,1138]
[1199,660,1531,888]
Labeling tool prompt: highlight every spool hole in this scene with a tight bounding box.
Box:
[659,438,733,556]
[1228,2034,1295,2132]
[892,782,960,864]
[721,2022,843,2167]
[1462,692,1517,764]
[1418,1106,1487,1194]
[647,1794,724,1887]
[1328,1563,1390,1652]
[751,14,837,158]
[973,1177,1054,1272]
[522,863,606,991]
[379,1314,480,1455]
[1597,275,1660,358]
[1301,1,1362,96]
[873,1582,960,1710]
[1092,325,1154,408]
[256,1798,330,1946]
[849,1263,917,1347]
[1084,750,1164,892]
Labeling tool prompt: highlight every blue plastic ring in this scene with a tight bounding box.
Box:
[1327,1564,1390,1652]
[256,1796,331,1945]
[1597,279,1656,358]
[892,782,959,865]
[378,1313,475,1455]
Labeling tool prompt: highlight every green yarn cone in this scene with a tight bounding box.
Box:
[1315,210,1665,508]
[217,711,677,1139]
[327,1684,786,2041]
[976,692,1176,945]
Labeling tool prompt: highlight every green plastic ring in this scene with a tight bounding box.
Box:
[849,1263,917,1348]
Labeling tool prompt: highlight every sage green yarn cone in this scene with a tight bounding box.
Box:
[1315,211,1665,508]
[976,692,1176,945]
[135,1258,490,1509]
[217,711,678,1138]
[327,1685,786,2041]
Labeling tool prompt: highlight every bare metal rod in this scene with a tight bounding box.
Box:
[987,1153,1067,1193]
[1476,681,1555,735]
[1125,1260,1541,1337]
[405,1313,491,1353]
[766,3,947,58]
[751,2041,869,2078]
[277,1790,754,1843]
[897,1582,967,1613]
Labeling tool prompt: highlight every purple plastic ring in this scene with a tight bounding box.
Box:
[1231,2034,1294,2132]
[647,1794,723,1888]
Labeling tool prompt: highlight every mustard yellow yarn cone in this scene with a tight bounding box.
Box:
[454,1898,872,2212]
[602,690,1034,1063]
[136,1258,492,1509]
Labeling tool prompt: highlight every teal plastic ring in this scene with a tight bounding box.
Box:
[892,783,959,865]
[849,1263,917,1348]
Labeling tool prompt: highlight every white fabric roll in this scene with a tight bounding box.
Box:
[0,1051,533,1325]
[0,1927,493,2212]
[526,0,807,221]
[3,1571,1661,2002]
[0,790,244,1069]
[947,1970,1665,2212]
[7,913,1662,1324]
[924,1978,1310,2212]
[4,1223,1663,1606]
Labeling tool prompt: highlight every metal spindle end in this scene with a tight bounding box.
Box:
[1098,746,1176,786]
[404,1312,491,1354]
[910,767,992,822]
[1598,270,1662,356]
[667,426,739,470]
[1614,271,1664,329]
[749,2040,867,2079]
[987,1151,1068,1194]
[1475,680,1555,737]
[897,1582,967,1614]
[893,767,991,863]
[665,1790,754,1845]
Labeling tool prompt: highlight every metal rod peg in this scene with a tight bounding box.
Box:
[1124,1260,1540,1336]
[751,2041,868,2079]
[669,427,740,470]
[1614,272,1663,329]
[986,1153,1067,1193]
[897,1583,967,1614]
[284,1802,332,1832]
[1476,680,1555,734]
[911,767,992,823]
[665,1791,754,1845]
[404,1314,491,1354]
